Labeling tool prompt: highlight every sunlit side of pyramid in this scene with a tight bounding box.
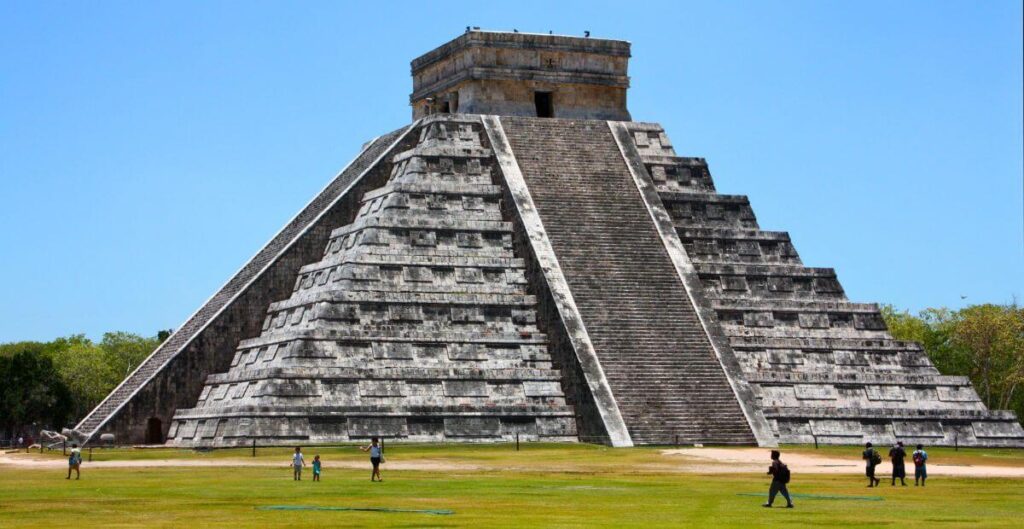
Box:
[78,30,1024,448]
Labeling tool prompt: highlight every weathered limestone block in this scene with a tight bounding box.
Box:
[349,418,408,438]
[937,386,981,402]
[865,385,906,402]
[973,421,1024,438]
[442,380,488,397]
[523,381,563,397]
[359,380,405,397]
[444,417,501,437]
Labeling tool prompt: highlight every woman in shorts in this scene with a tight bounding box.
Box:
[360,437,383,482]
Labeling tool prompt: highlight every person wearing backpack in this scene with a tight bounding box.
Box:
[912,444,928,487]
[862,442,881,487]
[66,443,82,480]
[763,450,794,508]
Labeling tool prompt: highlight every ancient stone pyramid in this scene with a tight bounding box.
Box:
[78,31,1024,448]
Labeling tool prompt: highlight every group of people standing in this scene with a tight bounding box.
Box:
[862,441,929,487]
[289,437,385,482]
[764,442,931,508]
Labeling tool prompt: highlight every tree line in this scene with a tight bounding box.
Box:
[881,302,1024,422]
[0,331,168,441]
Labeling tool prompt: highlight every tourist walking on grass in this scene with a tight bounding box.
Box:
[889,441,907,486]
[66,443,82,480]
[763,450,794,508]
[312,455,322,482]
[913,444,928,487]
[292,447,306,481]
[863,442,881,487]
[360,437,384,482]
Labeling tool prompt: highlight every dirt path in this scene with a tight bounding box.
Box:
[2,449,1022,478]
[661,448,1024,478]
[0,453,482,472]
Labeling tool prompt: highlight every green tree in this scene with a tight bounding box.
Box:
[0,334,91,359]
[0,331,164,425]
[0,350,74,438]
[48,342,115,420]
[880,304,933,344]
[882,302,1024,424]
[949,304,1024,412]
[99,331,160,382]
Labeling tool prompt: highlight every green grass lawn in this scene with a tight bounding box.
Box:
[2,444,1023,528]
[27,442,1024,469]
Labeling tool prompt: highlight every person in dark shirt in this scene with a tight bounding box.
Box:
[862,442,881,487]
[889,441,907,486]
[763,450,794,508]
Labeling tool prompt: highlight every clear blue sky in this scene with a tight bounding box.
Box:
[1,1,1021,342]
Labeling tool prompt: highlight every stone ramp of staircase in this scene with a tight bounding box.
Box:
[500,117,755,445]
[75,127,410,440]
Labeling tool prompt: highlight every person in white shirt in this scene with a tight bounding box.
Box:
[66,442,82,478]
[66,443,82,480]
[292,446,306,481]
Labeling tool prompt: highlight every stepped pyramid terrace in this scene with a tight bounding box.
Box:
[77,30,1024,448]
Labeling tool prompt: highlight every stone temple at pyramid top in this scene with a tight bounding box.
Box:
[410,30,631,120]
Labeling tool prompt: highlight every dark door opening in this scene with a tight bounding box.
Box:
[145,417,163,444]
[534,91,553,118]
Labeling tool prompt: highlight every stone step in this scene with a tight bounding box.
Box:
[299,255,527,275]
[677,227,791,241]
[729,335,924,351]
[711,299,879,313]
[205,366,566,384]
[721,322,890,335]
[330,215,513,239]
[695,263,836,277]
[361,182,503,201]
[267,290,538,312]
[174,404,577,421]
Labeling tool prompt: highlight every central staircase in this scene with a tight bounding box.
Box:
[501,117,755,444]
